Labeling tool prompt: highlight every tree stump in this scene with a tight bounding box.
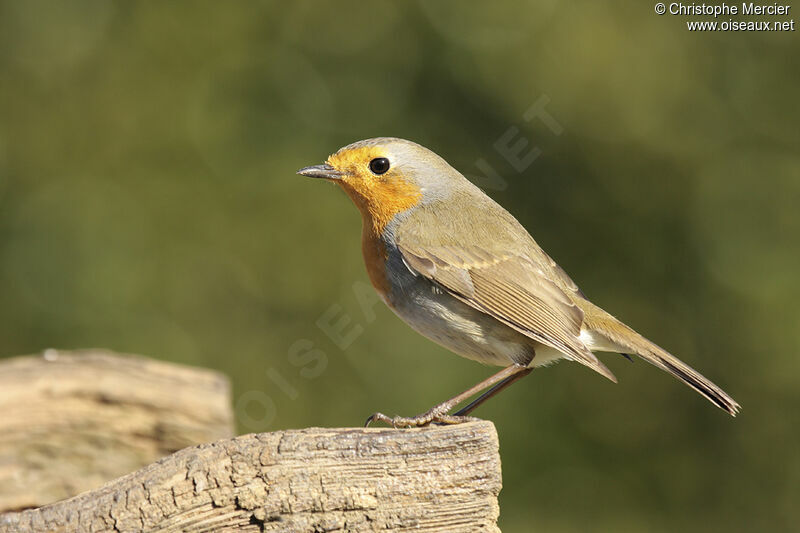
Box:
[0,423,502,532]
[0,350,234,512]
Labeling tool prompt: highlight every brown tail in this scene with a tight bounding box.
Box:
[579,300,740,416]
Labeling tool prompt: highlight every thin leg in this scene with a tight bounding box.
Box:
[453,368,532,417]
[365,363,530,428]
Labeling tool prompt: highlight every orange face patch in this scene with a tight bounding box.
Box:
[327,146,422,237]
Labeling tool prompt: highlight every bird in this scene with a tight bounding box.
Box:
[297,137,740,427]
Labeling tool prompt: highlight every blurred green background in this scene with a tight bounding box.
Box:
[1,1,798,531]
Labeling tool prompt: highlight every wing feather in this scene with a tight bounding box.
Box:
[397,241,615,380]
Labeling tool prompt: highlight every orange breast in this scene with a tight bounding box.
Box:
[360,221,392,301]
[335,176,421,303]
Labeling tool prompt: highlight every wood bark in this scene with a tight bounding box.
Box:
[0,422,501,532]
[0,350,234,512]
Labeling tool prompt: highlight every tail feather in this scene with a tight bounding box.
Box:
[578,300,740,416]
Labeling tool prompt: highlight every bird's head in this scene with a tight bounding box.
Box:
[298,137,457,234]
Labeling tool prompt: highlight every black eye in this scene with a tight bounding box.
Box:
[369,157,390,175]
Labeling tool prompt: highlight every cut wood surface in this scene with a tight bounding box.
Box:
[0,350,234,512]
[0,422,501,533]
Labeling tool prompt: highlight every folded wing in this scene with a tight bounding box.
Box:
[397,237,616,382]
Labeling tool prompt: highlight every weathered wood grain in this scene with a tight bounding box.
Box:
[0,349,234,512]
[0,422,501,532]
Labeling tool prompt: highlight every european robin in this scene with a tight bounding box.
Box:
[298,137,739,427]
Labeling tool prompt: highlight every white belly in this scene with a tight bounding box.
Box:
[387,275,537,367]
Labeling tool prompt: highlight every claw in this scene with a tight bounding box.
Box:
[365,412,394,428]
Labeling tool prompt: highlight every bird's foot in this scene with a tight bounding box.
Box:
[364,405,479,428]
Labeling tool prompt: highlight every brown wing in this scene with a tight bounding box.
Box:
[397,241,616,382]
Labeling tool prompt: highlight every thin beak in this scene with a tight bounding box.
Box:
[296,163,342,180]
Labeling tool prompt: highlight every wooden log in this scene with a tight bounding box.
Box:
[0,349,234,512]
[0,422,501,533]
